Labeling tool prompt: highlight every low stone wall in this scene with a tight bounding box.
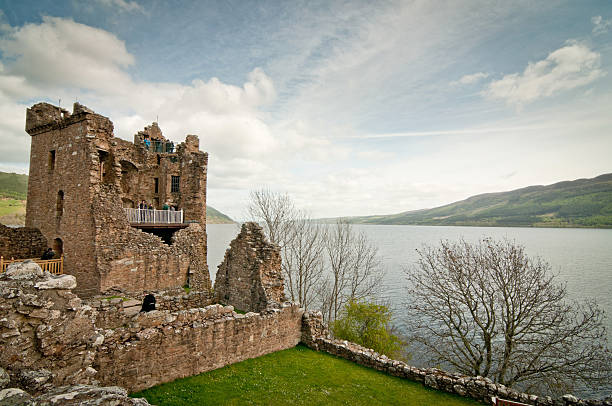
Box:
[87,289,213,329]
[0,224,47,260]
[95,303,303,392]
[301,311,611,406]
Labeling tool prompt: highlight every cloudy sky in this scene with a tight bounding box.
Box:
[0,0,611,219]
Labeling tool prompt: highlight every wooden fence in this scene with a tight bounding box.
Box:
[0,256,64,275]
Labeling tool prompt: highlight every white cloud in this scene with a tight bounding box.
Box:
[592,15,612,36]
[485,42,605,106]
[450,72,489,86]
[95,0,145,14]
[0,17,283,182]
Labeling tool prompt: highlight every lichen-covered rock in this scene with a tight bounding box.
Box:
[0,388,32,405]
[28,384,153,405]
[35,275,77,290]
[0,368,9,390]
[4,261,44,280]
[19,369,54,393]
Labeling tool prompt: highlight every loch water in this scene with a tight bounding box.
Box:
[208,223,612,398]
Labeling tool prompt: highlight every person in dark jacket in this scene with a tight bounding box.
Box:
[41,248,55,260]
[141,294,156,312]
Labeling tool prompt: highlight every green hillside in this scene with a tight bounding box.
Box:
[206,205,235,224]
[0,172,28,200]
[346,173,612,228]
[0,171,234,225]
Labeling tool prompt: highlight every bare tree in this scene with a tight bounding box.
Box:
[405,238,611,396]
[247,188,296,246]
[281,214,326,310]
[247,189,324,310]
[320,219,384,323]
[247,190,384,317]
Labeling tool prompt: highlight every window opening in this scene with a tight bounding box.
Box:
[154,178,159,194]
[49,150,56,171]
[171,175,180,193]
[53,238,63,257]
[98,150,111,183]
[56,190,64,217]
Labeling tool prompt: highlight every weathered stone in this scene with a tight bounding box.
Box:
[0,388,32,405]
[24,101,211,298]
[28,384,152,405]
[4,261,44,280]
[214,222,285,313]
[35,275,77,290]
[0,368,8,389]
[0,224,46,260]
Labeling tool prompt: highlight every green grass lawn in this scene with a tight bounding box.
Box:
[131,345,481,406]
[0,198,26,225]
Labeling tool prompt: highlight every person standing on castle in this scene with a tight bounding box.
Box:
[41,247,55,260]
[143,138,151,150]
[162,202,169,210]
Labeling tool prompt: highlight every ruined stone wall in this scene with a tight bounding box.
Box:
[91,184,211,295]
[95,303,303,392]
[0,262,102,392]
[301,312,605,406]
[1,261,303,395]
[88,289,213,329]
[25,102,210,297]
[214,222,285,313]
[25,103,104,296]
[0,224,47,259]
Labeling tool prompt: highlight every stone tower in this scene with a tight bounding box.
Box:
[25,102,211,298]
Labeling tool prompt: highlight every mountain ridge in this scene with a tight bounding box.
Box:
[331,173,612,228]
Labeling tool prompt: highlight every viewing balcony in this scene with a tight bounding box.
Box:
[125,208,184,225]
[124,208,188,244]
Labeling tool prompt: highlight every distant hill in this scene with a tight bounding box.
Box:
[0,172,28,200]
[206,206,235,224]
[0,171,234,225]
[341,173,612,228]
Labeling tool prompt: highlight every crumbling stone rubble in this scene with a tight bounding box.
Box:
[214,222,286,312]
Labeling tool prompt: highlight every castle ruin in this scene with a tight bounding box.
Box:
[23,102,210,297]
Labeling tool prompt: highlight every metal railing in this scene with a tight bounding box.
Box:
[124,208,184,224]
[0,256,64,275]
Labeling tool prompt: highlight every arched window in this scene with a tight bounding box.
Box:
[56,190,64,217]
[53,238,63,257]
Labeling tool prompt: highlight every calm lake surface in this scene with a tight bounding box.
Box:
[208,224,612,397]
[208,224,612,328]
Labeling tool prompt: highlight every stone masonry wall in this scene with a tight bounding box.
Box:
[25,102,210,297]
[91,184,211,295]
[0,224,47,260]
[301,311,611,406]
[214,222,285,313]
[0,262,102,392]
[87,289,213,329]
[95,302,303,392]
[25,103,101,296]
[1,261,302,396]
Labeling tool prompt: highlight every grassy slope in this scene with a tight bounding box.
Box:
[347,173,612,228]
[206,205,235,224]
[131,345,480,406]
[0,171,234,225]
